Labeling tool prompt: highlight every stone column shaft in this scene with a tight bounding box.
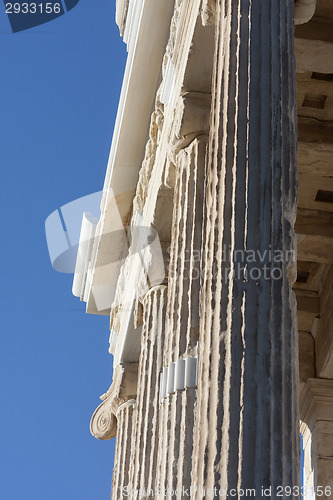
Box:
[192,0,299,495]
[111,401,136,499]
[165,136,207,362]
[128,285,167,496]
[300,379,333,500]
[90,362,138,498]
[156,137,207,496]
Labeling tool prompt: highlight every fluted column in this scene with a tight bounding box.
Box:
[192,0,299,496]
[89,363,137,499]
[157,136,207,496]
[128,285,167,496]
[111,400,136,499]
[165,136,207,360]
[300,379,333,500]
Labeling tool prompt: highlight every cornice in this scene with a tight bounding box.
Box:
[81,0,175,316]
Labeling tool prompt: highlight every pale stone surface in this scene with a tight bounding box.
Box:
[295,0,317,25]
[191,0,300,493]
[128,286,167,497]
[299,331,316,381]
[300,379,333,499]
[315,266,333,378]
[71,0,333,495]
[111,401,136,499]
[90,363,137,440]
[154,137,207,497]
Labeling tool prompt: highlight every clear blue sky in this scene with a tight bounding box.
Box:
[0,2,127,499]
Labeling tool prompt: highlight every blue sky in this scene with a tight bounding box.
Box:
[0,2,126,498]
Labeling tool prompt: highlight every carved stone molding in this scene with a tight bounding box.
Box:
[115,0,129,36]
[90,363,138,440]
[116,399,136,417]
[132,101,164,213]
[300,379,333,495]
[301,379,333,424]
[131,0,186,215]
[201,0,216,26]
[171,92,211,155]
[164,92,210,188]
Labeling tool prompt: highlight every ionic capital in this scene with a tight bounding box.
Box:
[90,363,138,440]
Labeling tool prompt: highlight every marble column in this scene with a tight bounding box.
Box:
[112,400,136,499]
[89,363,138,499]
[128,285,167,496]
[165,136,207,360]
[156,136,207,496]
[192,0,299,496]
[300,379,333,500]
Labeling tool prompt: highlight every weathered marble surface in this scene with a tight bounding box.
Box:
[80,0,333,496]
